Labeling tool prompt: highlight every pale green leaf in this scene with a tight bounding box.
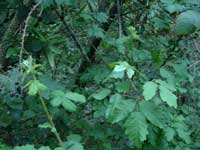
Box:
[143,81,158,101]
[51,97,62,107]
[159,85,177,108]
[65,141,84,150]
[92,88,111,100]
[62,100,77,112]
[67,134,82,142]
[156,79,176,92]
[65,92,86,103]
[14,145,36,150]
[164,127,175,141]
[126,68,135,79]
[28,80,46,96]
[51,90,65,107]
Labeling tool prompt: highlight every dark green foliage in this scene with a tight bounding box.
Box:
[0,0,200,150]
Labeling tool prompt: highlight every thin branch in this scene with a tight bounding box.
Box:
[38,93,64,148]
[117,0,122,37]
[19,0,42,71]
[55,6,91,63]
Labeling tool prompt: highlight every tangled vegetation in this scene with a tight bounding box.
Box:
[0,0,200,150]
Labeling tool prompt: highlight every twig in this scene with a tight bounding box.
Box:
[38,93,64,148]
[54,6,91,63]
[19,0,42,71]
[117,0,122,37]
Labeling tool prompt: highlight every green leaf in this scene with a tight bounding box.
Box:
[175,10,200,35]
[143,81,158,100]
[159,85,177,108]
[156,79,176,92]
[46,50,55,69]
[160,68,175,86]
[93,12,108,23]
[115,81,131,93]
[27,80,46,96]
[67,134,82,142]
[139,101,164,128]
[64,141,84,150]
[173,120,192,144]
[124,112,149,149]
[38,146,51,150]
[51,90,65,107]
[51,96,63,107]
[88,25,104,38]
[38,122,51,129]
[105,94,134,123]
[176,129,192,144]
[165,4,185,14]
[110,62,135,79]
[62,99,77,112]
[164,127,175,141]
[126,68,135,79]
[92,88,111,100]
[14,144,36,150]
[65,92,86,103]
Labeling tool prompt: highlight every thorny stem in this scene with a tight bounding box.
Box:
[38,93,65,148]
[19,0,42,72]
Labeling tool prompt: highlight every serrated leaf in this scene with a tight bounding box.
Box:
[124,112,148,149]
[28,80,46,96]
[143,81,158,100]
[92,88,111,100]
[65,92,86,103]
[139,101,164,128]
[62,99,77,112]
[159,85,177,108]
[51,97,62,107]
[105,94,134,123]
[51,90,65,107]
